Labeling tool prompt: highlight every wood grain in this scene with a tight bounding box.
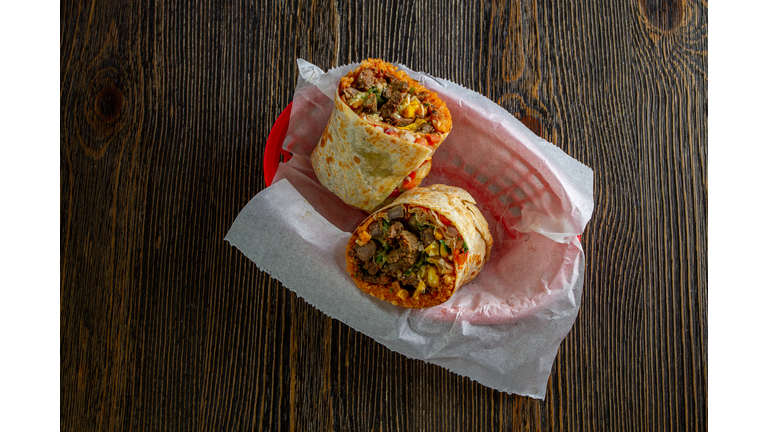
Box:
[61,0,707,430]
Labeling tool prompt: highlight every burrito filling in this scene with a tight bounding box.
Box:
[339,60,451,147]
[351,204,469,301]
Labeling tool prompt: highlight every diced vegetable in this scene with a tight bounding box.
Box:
[426,266,439,288]
[407,215,420,232]
[454,251,466,266]
[424,241,440,257]
[438,214,452,227]
[439,240,451,258]
[414,280,426,297]
[356,230,372,246]
[400,118,427,131]
[374,249,387,265]
[402,173,419,190]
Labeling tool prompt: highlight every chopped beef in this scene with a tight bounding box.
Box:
[361,272,392,284]
[390,78,408,93]
[355,69,376,91]
[417,122,436,134]
[379,81,407,119]
[362,260,381,275]
[386,248,417,271]
[367,220,384,239]
[398,230,420,253]
[384,72,400,85]
[446,226,459,238]
[379,100,397,119]
[342,65,446,136]
[353,207,464,293]
[420,227,435,246]
[391,116,414,127]
[343,87,360,98]
[402,272,420,288]
[362,93,378,113]
[354,241,377,261]
[386,231,420,270]
[387,221,404,240]
[387,205,405,221]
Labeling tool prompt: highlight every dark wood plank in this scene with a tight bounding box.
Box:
[61,1,707,430]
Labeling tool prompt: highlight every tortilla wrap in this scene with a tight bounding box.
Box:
[311,59,452,212]
[346,185,493,308]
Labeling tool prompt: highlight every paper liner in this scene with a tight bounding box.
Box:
[225,59,594,398]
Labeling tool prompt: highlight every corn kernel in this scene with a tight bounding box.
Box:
[434,230,443,240]
[414,281,426,298]
[424,241,439,257]
[440,242,450,258]
[396,289,409,300]
[426,266,439,288]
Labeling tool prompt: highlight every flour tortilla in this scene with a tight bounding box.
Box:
[311,60,451,213]
[346,185,493,308]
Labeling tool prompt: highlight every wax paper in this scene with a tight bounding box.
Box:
[225,59,593,399]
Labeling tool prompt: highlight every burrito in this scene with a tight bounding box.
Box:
[346,185,493,308]
[312,59,453,212]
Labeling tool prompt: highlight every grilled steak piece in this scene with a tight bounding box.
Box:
[387,205,405,221]
[402,272,421,288]
[386,231,420,270]
[360,272,392,284]
[362,260,381,275]
[367,220,384,239]
[379,80,407,119]
[420,227,435,246]
[343,87,360,98]
[387,221,404,240]
[354,241,377,261]
[355,68,376,90]
[417,122,436,134]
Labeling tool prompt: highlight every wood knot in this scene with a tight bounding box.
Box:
[85,68,128,133]
[75,66,132,159]
[640,0,684,32]
[95,84,123,124]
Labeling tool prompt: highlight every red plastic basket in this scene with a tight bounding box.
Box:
[263,102,294,186]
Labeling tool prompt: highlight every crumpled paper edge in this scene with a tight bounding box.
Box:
[228,59,594,399]
[295,59,594,244]
[226,179,582,398]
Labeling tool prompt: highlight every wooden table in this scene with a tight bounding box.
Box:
[60,1,707,430]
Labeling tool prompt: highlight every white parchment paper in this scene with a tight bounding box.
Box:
[225,59,594,399]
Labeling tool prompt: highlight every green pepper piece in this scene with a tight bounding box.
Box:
[439,240,451,258]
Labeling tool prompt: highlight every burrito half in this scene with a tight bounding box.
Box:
[312,59,452,212]
[346,185,492,308]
